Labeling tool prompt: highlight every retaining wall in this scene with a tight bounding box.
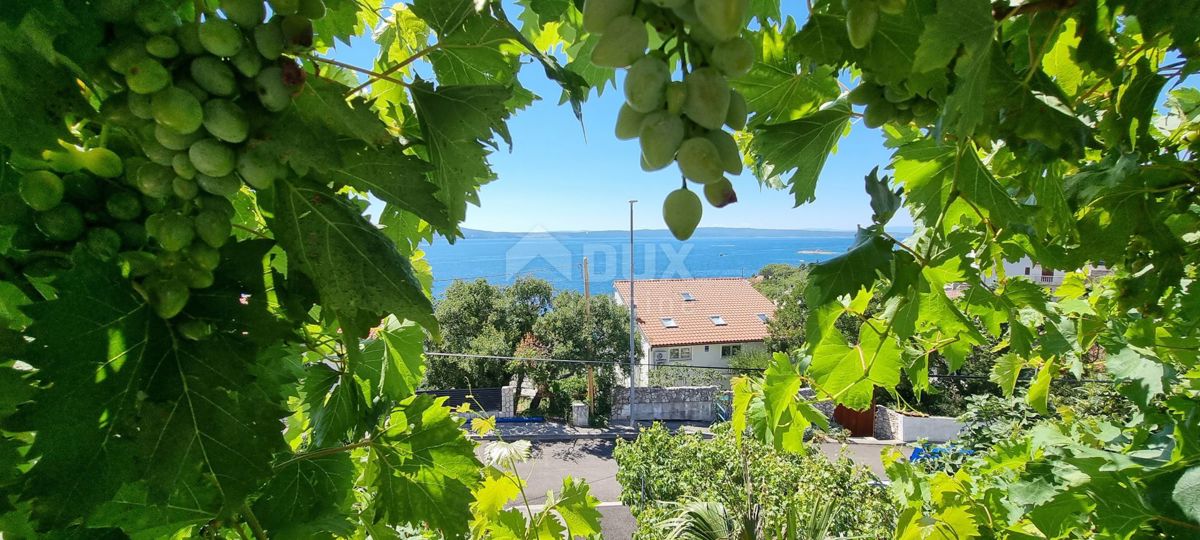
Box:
[611,385,718,422]
[874,406,963,442]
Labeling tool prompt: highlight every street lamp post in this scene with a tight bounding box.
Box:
[628,199,637,428]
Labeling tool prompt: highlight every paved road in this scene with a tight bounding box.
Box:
[474,439,896,536]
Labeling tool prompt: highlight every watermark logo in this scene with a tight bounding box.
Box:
[504,226,573,281]
[504,228,696,283]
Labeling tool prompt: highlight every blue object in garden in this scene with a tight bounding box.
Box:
[910,444,975,462]
[495,416,545,423]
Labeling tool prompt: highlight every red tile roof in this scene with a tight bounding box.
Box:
[612,278,776,348]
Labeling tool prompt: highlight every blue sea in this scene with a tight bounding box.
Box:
[422,228,863,297]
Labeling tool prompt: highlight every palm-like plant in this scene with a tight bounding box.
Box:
[659,497,838,540]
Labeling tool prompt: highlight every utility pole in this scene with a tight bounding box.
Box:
[583,257,595,411]
[628,199,637,428]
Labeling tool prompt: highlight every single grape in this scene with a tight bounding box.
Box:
[155,212,195,252]
[222,0,266,28]
[676,137,724,184]
[176,22,205,55]
[173,152,198,179]
[134,0,181,34]
[128,92,155,119]
[183,264,215,289]
[197,173,242,198]
[639,112,685,170]
[199,18,243,58]
[194,210,232,248]
[710,37,754,78]
[878,0,907,15]
[703,178,738,208]
[119,251,158,277]
[845,0,879,49]
[615,104,647,141]
[135,163,175,199]
[298,0,327,19]
[624,54,670,113]
[694,0,748,42]
[19,171,65,211]
[197,194,236,218]
[281,16,314,52]
[85,227,123,261]
[582,0,635,34]
[191,56,237,96]
[145,35,180,58]
[254,18,286,60]
[236,145,283,189]
[106,190,143,221]
[255,66,293,112]
[36,204,85,242]
[148,278,190,318]
[268,0,300,15]
[863,100,895,128]
[663,187,702,240]
[666,82,687,115]
[156,123,204,151]
[848,83,882,105]
[152,86,204,134]
[80,148,124,178]
[725,90,748,131]
[125,58,170,94]
[683,68,731,130]
[704,130,742,175]
[115,221,148,249]
[188,242,221,271]
[231,46,263,77]
[202,99,250,143]
[173,177,200,200]
[189,139,237,177]
[591,16,648,68]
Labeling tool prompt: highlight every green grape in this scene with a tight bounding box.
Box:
[144,212,166,239]
[255,66,292,112]
[152,87,204,134]
[125,58,170,94]
[703,177,737,208]
[910,99,937,122]
[298,0,327,19]
[173,177,200,200]
[268,0,300,15]
[710,37,754,78]
[254,18,286,60]
[128,92,155,119]
[197,193,236,218]
[236,145,283,189]
[694,0,748,42]
[222,0,266,27]
[106,38,149,73]
[582,0,635,34]
[36,204,84,242]
[281,16,314,51]
[648,0,688,7]
[85,227,122,261]
[119,251,157,277]
[676,137,724,184]
[666,81,687,115]
[197,173,242,198]
[848,83,882,105]
[177,22,205,55]
[725,90,747,130]
[173,152,198,179]
[148,278,190,318]
[155,212,195,251]
[80,148,124,178]
[845,0,879,49]
[145,35,180,58]
[40,149,84,174]
[883,84,915,103]
[199,18,243,57]
[134,0,181,34]
[231,46,263,77]
[115,221,147,248]
[176,80,211,102]
[62,173,101,202]
[202,100,250,143]
[183,264,215,289]
[178,319,214,340]
[893,107,914,125]
[155,123,203,151]
[663,187,702,240]
[639,111,685,170]
[188,242,221,271]
[704,130,742,174]
[106,190,142,220]
[615,104,647,140]
[140,134,177,166]
[19,171,65,211]
[190,56,237,96]
[878,0,906,15]
[96,0,136,22]
[591,16,648,68]
[624,54,670,113]
[194,210,232,248]
[142,193,168,213]
[189,139,237,177]
[683,67,731,130]
[135,163,175,199]
[863,100,894,128]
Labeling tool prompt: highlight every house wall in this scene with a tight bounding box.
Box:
[648,341,764,369]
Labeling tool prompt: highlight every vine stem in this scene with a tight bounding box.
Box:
[345,43,442,96]
[241,504,267,540]
[232,223,271,240]
[879,231,927,266]
[303,54,411,88]
[274,439,373,469]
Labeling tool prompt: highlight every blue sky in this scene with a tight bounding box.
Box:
[329,4,911,233]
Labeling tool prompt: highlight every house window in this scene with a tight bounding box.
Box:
[709,315,726,326]
[661,317,678,328]
[721,345,742,357]
[756,313,769,323]
[704,345,710,352]
[681,292,695,301]
[680,348,691,360]
[669,348,680,360]
[1024,267,1030,275]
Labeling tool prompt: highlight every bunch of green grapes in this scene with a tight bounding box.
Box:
[848,78,938,128]
[584,0,750,241]
[5,0,325,331]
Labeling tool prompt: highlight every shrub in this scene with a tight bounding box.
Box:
[614,423,896,538]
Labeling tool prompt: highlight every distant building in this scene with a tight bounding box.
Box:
[613,278,775,385]
[988,256,1111,288]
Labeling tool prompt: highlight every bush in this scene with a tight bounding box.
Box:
[614,423,896,538]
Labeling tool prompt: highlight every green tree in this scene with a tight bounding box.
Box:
[529,290,633,415]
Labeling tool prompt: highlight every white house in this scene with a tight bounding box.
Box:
[612,278,775,385]
[989,256,1111,287]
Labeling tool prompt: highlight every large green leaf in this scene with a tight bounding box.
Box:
[806,229,893,307]
[735,22,839,124]
[748,101,852,206]
[253,453,356,537]
[270,178,438,336]
[358,318,427,401]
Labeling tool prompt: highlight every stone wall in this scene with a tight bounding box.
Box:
[612,385,718,422]
[500,386,515,417]
[874,406,964,442]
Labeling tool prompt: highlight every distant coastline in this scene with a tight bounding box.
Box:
[455,226,913,241]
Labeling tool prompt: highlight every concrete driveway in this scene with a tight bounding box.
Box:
[474,439,897,537]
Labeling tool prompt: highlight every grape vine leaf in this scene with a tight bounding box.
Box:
[1106,346,1165,408]
[913,0,994,73]
[410,0,485,34]
[1172,467,1200,525]
[303,363,369,448]
[330,144,449,231]
[89,482,214,539]
[735,22,839,124]
[1026,356,1055,415]
[547,477,604,537]
[358,317,427,401]
[366,395,482,535]
[428,14,523,86]
[472,470,523,521]
[410,82,513,233]
[270,178,439,336]
[252,453,356,537]
[989,353,1024,397]
[806,230,893,307]
[748,100,852,206]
